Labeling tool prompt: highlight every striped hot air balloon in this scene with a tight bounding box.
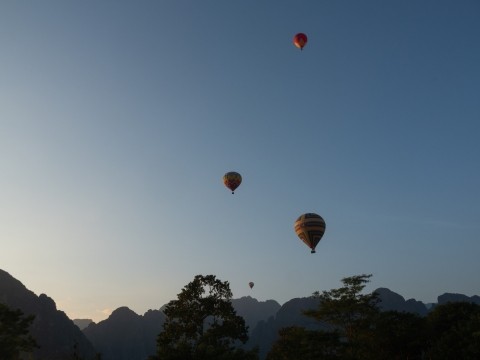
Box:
[223,172,242,194]
[294,213,326,254]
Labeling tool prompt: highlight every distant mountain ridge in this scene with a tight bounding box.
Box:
[375,287,429,316]
[2,268,480,360]
[438,292,480,305]
[82,306,166,360]
[246,296,326,359]
[73,318,94,330]
[0,269,96,360]
[81,297,280,360]
[78,288,480,360]
[232,296,281,332]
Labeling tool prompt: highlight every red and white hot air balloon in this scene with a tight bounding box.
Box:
[293,33,308,50]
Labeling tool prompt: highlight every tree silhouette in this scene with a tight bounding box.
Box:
[266,326,340,360]
[304,274,379,359]
[425,301,480,359]
[267,274,480,359]
[0,303,38,359]
[150,274,258,360]
[370,310,426,360]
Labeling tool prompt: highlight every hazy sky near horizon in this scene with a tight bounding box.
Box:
[1,0,479,322]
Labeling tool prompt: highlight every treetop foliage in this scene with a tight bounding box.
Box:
[0,303,38,359]
[152,274,258,360]
[268,274,480,360]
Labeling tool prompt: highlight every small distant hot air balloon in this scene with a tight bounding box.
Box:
[223,171,242,194]
[293,33,308,50]
[249,282,254,289]
[294,213,326,254]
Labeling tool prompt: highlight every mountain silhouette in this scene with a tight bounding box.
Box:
[246,288,474,359]
[82,296,280,360]
[375,287,429,316]
[73,318,94,330]
[82,306,166,360]
[0,269,96,360]
[3,268,480,360]
[437,292,480,305]
[246,296,326,359]
[232,296,281,333]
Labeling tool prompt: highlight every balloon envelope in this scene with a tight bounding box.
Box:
[223,172,242,194]
[249,282,254,289]
[293,33,308,50]
[294,213,326,253]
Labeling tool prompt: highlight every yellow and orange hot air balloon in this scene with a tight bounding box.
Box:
[293,33,308,50]
[223,171,242,194]
[294,213,326,253]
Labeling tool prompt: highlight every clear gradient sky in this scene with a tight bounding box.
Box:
[1,1,479,323]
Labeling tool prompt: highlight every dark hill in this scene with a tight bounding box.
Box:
[83,306,166,360]
[246,296,325,359]
[375,287,429,316]
[3,268,480,360]
[73,318,94,330]
[438,293,480,305]
[232,296,281,332]
[247,288,431,359]
[0,269,96,360]
[84,296,279,360]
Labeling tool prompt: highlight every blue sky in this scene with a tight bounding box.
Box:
[1,0,479,322]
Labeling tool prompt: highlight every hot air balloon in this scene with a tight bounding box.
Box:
[249,282,254,289]
[294,213,326,254]
[223,171,242,194]
[293,33,308,50]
